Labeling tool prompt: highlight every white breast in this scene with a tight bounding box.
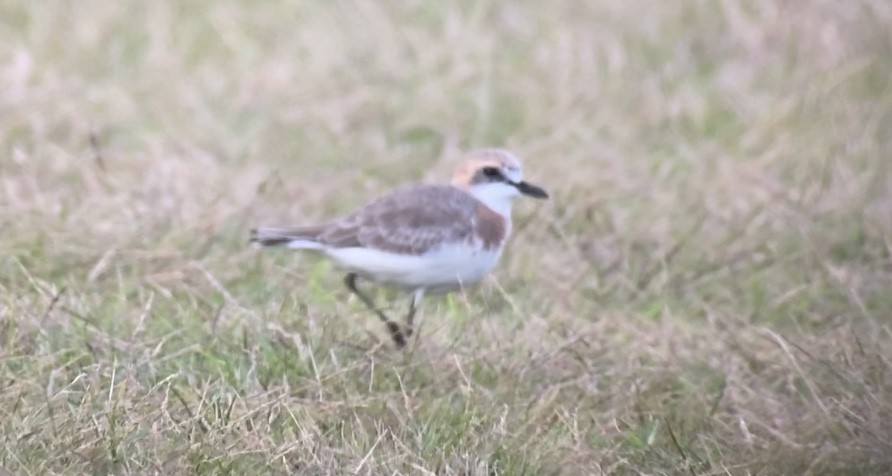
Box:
[325,240,504,293]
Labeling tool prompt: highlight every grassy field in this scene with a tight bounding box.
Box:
[2,0,892,474]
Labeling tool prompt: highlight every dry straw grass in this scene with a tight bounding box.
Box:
[2,0,892,474]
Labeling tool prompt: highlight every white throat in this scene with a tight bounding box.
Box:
[466,183,516,218]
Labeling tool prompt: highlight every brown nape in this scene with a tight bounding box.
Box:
[451,159,503,188]
[466,148,521,167]
[451,149,523,188]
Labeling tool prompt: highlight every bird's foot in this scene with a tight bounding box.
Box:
[385,322,406,349]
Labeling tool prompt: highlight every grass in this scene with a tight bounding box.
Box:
[2,0,892,474]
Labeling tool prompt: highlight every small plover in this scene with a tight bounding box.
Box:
[251,149,548,348]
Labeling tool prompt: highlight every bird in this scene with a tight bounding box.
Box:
[250,148,548,348]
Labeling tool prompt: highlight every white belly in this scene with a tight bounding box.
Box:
[325,242,503,293]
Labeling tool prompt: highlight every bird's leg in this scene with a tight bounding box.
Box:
[344,273,406,348]
[404,288,425,337]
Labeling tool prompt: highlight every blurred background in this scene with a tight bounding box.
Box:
[2,1,891,474]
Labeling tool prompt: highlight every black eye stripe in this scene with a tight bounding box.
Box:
[482,167,500,178]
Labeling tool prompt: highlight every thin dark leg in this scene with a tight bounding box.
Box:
[404,300,417,338]
[404,289,424,337]
[344,273,406,348]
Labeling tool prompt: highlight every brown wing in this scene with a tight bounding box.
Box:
[316,185,478,255]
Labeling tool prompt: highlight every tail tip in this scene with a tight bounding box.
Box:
[249,227,304,247]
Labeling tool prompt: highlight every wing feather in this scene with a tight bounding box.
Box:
[316,185,477,255]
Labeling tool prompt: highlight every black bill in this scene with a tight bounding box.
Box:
[514,181,549,199]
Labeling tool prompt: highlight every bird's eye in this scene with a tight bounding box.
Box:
[482,167,500,178]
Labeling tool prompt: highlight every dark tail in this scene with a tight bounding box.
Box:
[250,226,325,249]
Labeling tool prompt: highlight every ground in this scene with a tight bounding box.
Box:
[2,1,892,474]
